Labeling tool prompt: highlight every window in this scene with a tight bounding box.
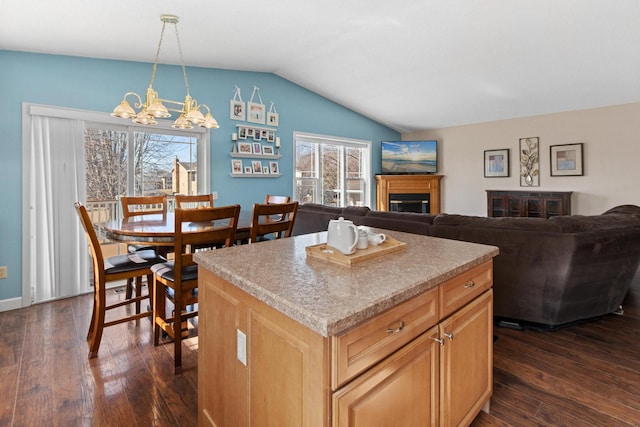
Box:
[294,132,371,207]
[84,127,203,201]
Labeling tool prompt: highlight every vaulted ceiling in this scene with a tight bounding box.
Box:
[1,0,639,132]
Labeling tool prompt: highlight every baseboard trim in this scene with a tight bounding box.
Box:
[0,297,24,313]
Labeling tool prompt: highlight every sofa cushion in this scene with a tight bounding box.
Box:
[434,214,562,232]
[549,213,640,232]
[358,211,434,235]
[602,204,640,217]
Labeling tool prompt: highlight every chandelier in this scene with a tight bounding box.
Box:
[111,15,219,129]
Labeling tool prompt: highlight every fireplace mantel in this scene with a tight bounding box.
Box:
[375,174,443,213]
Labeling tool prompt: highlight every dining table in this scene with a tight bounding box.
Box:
[104,210,254,247]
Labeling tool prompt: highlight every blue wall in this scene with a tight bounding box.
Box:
[0,50,399,303]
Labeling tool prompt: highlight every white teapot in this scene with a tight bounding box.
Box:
[327,217,358,255]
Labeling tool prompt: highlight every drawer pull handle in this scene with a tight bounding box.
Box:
[444,332,454,341]
[433,337,445,346]
[464,281,475,289]
[386,320,405,334]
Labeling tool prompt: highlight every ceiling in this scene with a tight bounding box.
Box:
[1,0,639,132]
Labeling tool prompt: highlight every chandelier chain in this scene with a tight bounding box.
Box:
[149,20,168,89]
[174,23,191,97]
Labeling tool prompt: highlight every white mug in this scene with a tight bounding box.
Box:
[367,232,386,245]
[357,229,369,250]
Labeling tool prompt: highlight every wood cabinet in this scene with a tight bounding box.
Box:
[198,261,493,427]
[486,190,571,218]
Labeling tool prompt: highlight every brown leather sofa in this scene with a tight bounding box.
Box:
[292,203,640,329]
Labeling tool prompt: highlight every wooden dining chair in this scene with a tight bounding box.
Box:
[249,201,299,243]
[264,194,291,204]
[121,195,168,218]
[152,205,241,374]
[175,194,214,209]
[75,202,166,358]
[120,195,169,299]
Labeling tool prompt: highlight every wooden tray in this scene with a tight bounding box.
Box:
[305,235,406,267]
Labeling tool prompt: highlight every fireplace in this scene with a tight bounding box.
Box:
[375,175,442,214]
[389,193,430,213]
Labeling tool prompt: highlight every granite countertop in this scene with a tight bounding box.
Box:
[194,229,498,337]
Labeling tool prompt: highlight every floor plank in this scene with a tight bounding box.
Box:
[1,281,638,426]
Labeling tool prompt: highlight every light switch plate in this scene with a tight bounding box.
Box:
[237,329,247,366]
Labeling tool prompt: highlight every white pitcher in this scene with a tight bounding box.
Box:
[327,217,358,255]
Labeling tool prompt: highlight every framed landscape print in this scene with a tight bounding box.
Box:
[484,149,509,177]
[550,143,584,176]
[262,146,274,155]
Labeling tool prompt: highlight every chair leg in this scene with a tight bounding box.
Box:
[153,276,165,346]
[125,278,133,299]
[87,287,97,341]
[135,276,143,314]
[88,282,107,358]
[173,290,183,374]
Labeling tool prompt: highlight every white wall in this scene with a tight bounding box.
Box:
[404,102,640,216]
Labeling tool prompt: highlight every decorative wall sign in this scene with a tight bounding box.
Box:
[519,137,539,187]
[267,102,279,127]
[484,149,510,177]
[247,86,265,124]
[230,86,245,121]
[550,143,584,176]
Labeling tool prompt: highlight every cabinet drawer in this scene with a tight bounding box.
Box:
[331,286,438,390]
[439,260,493,319]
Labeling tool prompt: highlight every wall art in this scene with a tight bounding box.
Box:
[550,143,583,176]
[519,137,539,187]
[484,149,509,177]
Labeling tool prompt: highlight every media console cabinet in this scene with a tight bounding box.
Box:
[195,230,498,427]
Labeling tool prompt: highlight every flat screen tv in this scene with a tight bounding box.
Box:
[381,140,437,174]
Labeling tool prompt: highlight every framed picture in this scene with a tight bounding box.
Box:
[231,159,243,174]
[253,129,262,142]
[230,100,245,121]
[269,161,279,175]
[244,166,252,174]
[252,143,262,155]
[262,146,274,155]
[238,127,247,139]
[267,111,279,127]
[238,142,252,154]
[246,128,254,138]
[267,131,275,143]
[263,166,269,174]
[519,137,540,187]
[252,160,262,174]
[550,143,584,176]
[484,149,509,177]
[247,102,265,124]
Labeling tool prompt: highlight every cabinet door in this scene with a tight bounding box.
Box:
[333,327,440,427]
[439,290,493,427]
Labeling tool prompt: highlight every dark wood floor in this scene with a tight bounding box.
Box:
[1,282,638,426]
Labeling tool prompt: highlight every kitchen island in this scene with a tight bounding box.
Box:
[194,230,498,427]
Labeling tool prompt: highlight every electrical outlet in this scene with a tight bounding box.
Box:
[0,266,7,279]
[212,192,218,200]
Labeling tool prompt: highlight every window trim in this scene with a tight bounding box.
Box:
[293,131,371,207]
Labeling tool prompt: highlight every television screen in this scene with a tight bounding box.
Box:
[381,140,437,174]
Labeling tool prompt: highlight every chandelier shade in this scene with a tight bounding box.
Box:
[111,15,219,129]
